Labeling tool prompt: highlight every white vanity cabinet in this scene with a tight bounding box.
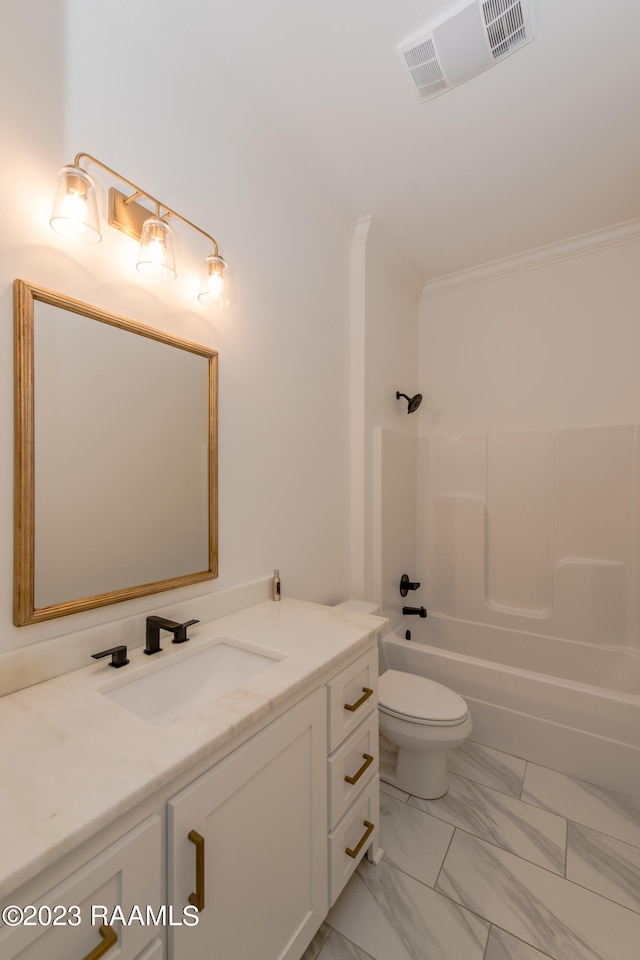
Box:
[0,609,382,960]
[0,816,162,960]
[326,648,380,905]
[168,688,327,960]
[167,644,380,958]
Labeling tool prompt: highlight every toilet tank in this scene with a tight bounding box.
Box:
[333,599,388,673]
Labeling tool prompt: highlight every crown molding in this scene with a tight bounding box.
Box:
[420,217,640,300]
[353,215,424,299]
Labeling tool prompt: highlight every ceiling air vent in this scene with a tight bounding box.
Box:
[399,0,535,103]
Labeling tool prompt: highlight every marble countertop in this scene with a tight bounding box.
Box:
[0,598,385,900]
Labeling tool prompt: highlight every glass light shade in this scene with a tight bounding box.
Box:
[50,165,101,243]
[198,254,231,307]
[136,218,176,280]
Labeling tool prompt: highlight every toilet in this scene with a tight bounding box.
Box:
[334,600,472,800]
[378,668,472,799]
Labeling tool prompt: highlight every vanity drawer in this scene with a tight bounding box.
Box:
[328,777,379,906]
[327,711,378,830]
[0,816,162,960]
[327,648,378,752]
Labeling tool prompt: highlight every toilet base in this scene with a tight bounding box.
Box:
[396,746,449,799]
[379,741,450,799]
[378,715,473,800]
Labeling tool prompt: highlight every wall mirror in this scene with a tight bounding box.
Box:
[13,279,218,626]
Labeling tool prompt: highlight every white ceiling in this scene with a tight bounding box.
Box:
[174,0,640,284]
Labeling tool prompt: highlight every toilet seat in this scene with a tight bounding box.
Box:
[379,670,469,726]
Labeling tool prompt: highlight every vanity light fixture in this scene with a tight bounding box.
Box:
[49,153,230,307]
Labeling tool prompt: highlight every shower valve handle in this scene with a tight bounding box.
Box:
[400,574,420,598]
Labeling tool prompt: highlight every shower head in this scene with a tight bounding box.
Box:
[396,391,423,414]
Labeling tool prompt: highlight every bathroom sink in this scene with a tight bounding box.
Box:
[102,640,280,725]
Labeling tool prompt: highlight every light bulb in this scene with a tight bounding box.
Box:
[59,192,89,233]
[145,238,166,267]
[136,218,176,280]
[50,165,101,243]
[198,254,230,307]
[204,270,224,299]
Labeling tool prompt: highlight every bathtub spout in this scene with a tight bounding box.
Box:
[403,606,427,618]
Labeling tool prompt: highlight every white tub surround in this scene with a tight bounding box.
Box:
[374,423,640,799]
[384,619,640,800]
[426,424,640,652]
[407,615,640,695]
[0,599,385,901]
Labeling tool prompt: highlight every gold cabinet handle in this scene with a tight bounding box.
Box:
[344,687,373,713]
[82,924,117,960]
[345,820,375,859]
[188,829,205,912]
[344,753,374,785]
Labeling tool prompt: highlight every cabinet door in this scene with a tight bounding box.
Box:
[0,816,162,960]
[168,689,327,960]
[134,939,164,960]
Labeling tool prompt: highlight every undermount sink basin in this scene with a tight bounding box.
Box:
[102,640,281,725]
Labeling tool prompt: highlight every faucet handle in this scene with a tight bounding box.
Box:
[172,619,199,644]
[400,574,421,597]
[92,645,129,668]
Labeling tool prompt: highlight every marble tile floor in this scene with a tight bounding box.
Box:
[301,740,640,960]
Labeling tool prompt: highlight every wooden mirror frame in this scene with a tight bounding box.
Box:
[13,279,218,626]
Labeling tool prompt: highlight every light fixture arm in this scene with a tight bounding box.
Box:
[74,152,219,256]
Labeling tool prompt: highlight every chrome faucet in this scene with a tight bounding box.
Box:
[145,616,199,654]
[403,606,427,619]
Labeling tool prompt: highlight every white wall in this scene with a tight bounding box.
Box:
[0,0,356,655]
[350,217,422,609]
[419,232,640,438]
[377,429,421,634]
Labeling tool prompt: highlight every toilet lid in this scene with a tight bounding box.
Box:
[378,670,468,723]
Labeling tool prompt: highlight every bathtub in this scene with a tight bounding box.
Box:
[382,616,640,799]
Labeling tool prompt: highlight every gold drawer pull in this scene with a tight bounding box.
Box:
[83,924,117,960]
[344,687,373,713]
[344,753,374,785]
[188,829,205,912]
[345,820,375,859]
